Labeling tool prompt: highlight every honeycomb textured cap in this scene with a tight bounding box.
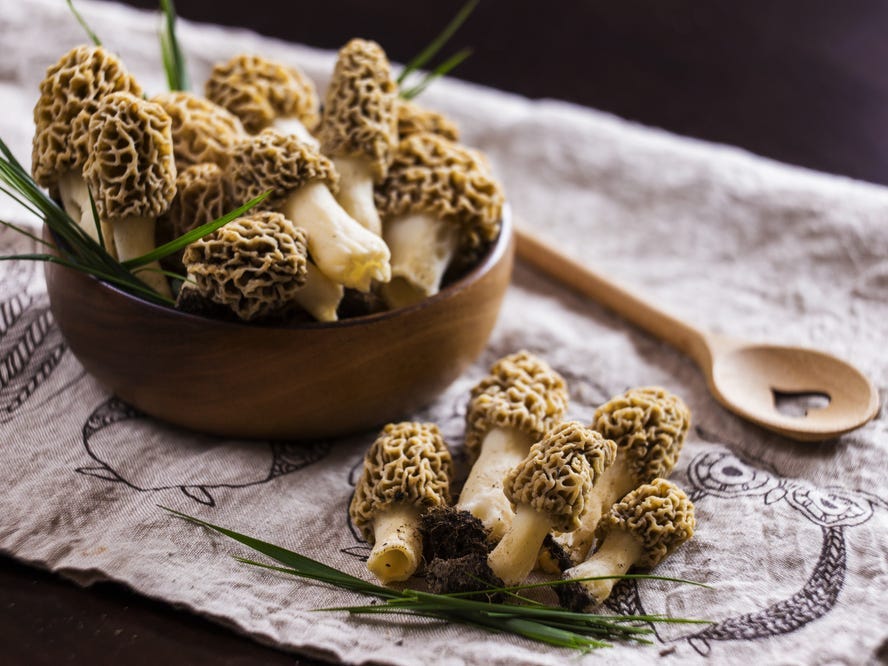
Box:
[151,92,245,170]
[465,351,569,458]
[180,210,309,321]
[349,422,453,543]
[204,54,320,133]
[83,92,176,220]
[230,129,338,209]
[395,99,460,141]
[32,45,143,187]
[593,387,691,485]
[597,478,696,568]
[161,163,230,238]
[374,133,504,253]
[504,422,618,532]
[318,39,397,181]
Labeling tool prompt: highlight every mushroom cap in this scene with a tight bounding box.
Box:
[180,210,309,321]
[374,133,504,253]
[597,478,696,568]
[161,162,230,238]
[230,129,338,210]
[317,39,397,181]
[504,422,618,532]
[151,92,246,170]
[395,98,460,141]
[83,92,177,221]
[349,422,453,543]
[465,351,569,458]
[592,387,690,486]
[32,45,143,187]
[204,54,320,133]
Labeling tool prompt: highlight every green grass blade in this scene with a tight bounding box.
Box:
[159,0,190,91]
[400,48,473,100]
[397,0,479,84]
[66,0,102,46]
[87,187,105,251]
[122,192,269,269]
[161,506,396,598]
[0,218,53,248]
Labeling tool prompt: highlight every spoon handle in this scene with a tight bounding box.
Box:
[515,226,713,369]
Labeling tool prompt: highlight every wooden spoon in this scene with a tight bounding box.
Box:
[516,228,880,441]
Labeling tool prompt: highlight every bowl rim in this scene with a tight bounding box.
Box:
[54,205,513,331]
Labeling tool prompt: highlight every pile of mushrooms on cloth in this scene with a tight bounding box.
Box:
[350,350,697,607]
[33,41,504,322]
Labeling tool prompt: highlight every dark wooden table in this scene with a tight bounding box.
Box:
[4,1,888,664]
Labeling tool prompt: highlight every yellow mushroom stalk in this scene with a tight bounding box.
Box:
[487,422,616,586]
[349,422,452,584]
[205,54,320,146]
[457,351,569,542]
[375,133,504,308]
[558,478,696,611]
[553,387,691,565]
[31,45,143,257]
[83,92,177,298]
[178,211,309,322]
[230,129,391,292]
[317,39,398,236]
[291,262,344,323]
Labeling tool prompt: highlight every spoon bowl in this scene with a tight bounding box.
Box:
[706,338,881,441]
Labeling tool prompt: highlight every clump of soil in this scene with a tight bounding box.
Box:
[420,507,490,562]
[424,552,503,600]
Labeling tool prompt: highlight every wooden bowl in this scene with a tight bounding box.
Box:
[44,211,514,440]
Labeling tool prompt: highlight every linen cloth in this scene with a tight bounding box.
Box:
[1,1,886,664]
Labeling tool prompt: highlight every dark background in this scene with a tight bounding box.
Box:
[4,1,888,665]
[117,0,888,185]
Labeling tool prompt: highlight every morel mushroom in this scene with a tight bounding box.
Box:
[205,54,319,145]
[317,39,398,235]
[556,387,691,564]
[177,211,309,322]
[558,479,696,610]
[161,162,230,239]
[456,351,569,542]
[349,422,452,584]
[487,422,617,586]
[31,45,143,252]
[230,129,390,291]
[151,92,246,171]
[375,133,504,308]
[394,98,460,141]
[83,91,176,297]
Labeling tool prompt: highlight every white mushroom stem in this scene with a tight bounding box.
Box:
[331,156,381,236]
[456,427,534,542]
[110,216,172,298]
[292,262,343,322]
[380,212,459,309]
[57,172,117,258]
[282,182,391,292]
[271,117,319,148]
[563,529,644,607]
[555,456,635,564]
[487,504,552,586]
[367,504,422,584]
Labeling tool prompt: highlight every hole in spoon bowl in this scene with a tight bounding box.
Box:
[772,389,831,418]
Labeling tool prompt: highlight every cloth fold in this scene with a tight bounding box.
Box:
[0,1,885,664]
